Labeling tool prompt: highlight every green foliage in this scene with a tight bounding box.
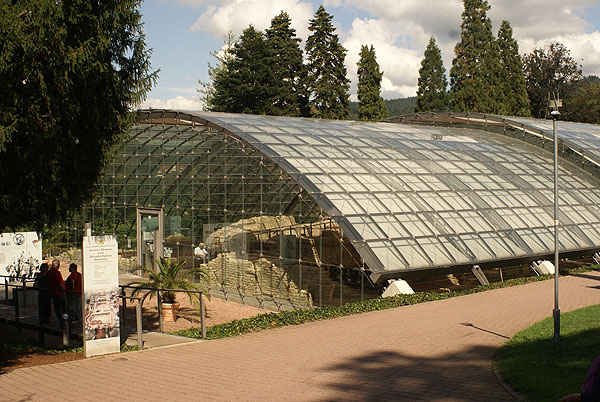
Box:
[201,32,236,112]
[415,37,448,112]
[348,97,416,120]
[356,45,388,121]
[0,339,137,356]
[0,0,157,230]
[128,257,209,304]
[495,304,600,402]
[205,26,275,114]
[173,269,600,341]
[497,21,530,116]
[305,6,350,119]
[1,339,82,355]
[562,77,600,124]
[523,42,583,118]
[449,0,505,114]
[265,11,309,117]
[385,97,417,117]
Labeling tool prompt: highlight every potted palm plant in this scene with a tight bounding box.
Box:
[129,257,210,322]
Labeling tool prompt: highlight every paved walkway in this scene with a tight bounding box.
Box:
[1,272,600,401]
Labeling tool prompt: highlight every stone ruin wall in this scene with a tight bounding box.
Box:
[203,252,313,308]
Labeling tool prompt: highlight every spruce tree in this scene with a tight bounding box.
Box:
[305,6,350,119]
[265,12,308,117]
[201,32,236,112]
[415,37,448,112]
[204,26,274,114]
[356,45,388,121]
[497,21,530,116]
[449,0,505,114]
[0,0,157,229]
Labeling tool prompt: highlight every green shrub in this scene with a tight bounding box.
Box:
[173,267,600,341]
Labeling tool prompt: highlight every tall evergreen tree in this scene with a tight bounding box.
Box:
[265,11,308,117]
[523,42,583,118]
[305,6,350,119]
[201,32,236,112]
[0,0,157,229]
[204,26,274,114]
[415,37,448,112]
[356,45,388,121]
[449,0,505,114]
[497,21,530,116]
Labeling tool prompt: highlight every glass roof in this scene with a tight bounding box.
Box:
[392,112,600,175]
[137,110,600,280]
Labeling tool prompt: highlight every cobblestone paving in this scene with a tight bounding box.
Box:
[1,272,599,401]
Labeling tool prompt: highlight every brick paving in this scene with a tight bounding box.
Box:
[1,272,600,401]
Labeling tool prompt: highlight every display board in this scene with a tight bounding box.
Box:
[82,235,120,357]
[0,232,42,279]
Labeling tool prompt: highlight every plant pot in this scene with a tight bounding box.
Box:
[162,302,180,322]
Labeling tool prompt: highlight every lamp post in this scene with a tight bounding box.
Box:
[550,94,562,343]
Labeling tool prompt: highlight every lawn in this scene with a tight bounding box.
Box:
[495,304,600,401]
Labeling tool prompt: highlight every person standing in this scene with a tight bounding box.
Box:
[47,259,67,327]
[34,263,51,323]
[65,263,82,322]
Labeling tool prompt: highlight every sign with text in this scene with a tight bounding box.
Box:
[0,232,42,279]
[82,235,120,358]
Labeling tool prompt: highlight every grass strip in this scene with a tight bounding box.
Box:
[174,266,598,340]
[0,340,137,356]
[495,304,600,402]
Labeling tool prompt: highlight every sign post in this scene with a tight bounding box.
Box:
[82,235,120,357]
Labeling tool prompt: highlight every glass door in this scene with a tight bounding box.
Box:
[136,208,164,274]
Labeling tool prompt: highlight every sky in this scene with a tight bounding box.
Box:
[140,0,600,110]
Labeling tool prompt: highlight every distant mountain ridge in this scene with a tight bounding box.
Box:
[349,97,417,120]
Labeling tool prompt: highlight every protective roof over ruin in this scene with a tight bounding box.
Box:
[136,110,600,282]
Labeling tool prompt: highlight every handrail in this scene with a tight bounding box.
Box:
[120,284,206,339]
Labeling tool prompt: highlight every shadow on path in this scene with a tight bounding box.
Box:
[318,345,514,401]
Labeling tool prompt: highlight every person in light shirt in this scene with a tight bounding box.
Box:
[194,243,208,263]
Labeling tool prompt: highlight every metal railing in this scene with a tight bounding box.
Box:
[119,285,206,339]
[0,275,207,350]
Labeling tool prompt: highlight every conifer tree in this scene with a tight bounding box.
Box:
[497,21,530,116]
[201,32,236,112]
[305,6,350,119]
[415,37,448,112]
[0,0,157,229]
[356,45,388,121]
[449,0,505,114]
[204,26,274,114]
[265,12,309,117]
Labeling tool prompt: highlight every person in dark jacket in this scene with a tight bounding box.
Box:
[47,259,67,327]
[34,263,51,323]
[65,263,82,322]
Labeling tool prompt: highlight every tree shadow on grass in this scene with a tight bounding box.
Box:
[495,327,600,402]
[318,345,515,401]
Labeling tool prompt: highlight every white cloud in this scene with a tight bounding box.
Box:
[519,32,600,76]
[172,0,600,102]
[336,0,600,95]
[344,18,421,99]
[190,0,314,42]
[141,96,205,111]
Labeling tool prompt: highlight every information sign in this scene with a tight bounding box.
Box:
[0,232,42,279]
[82,235,120,357]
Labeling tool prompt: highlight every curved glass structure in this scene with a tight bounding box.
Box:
[51,110,600,308]
[392,112,600,178]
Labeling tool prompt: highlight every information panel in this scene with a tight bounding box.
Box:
[0,232,42,279]
[82,235,120,357]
